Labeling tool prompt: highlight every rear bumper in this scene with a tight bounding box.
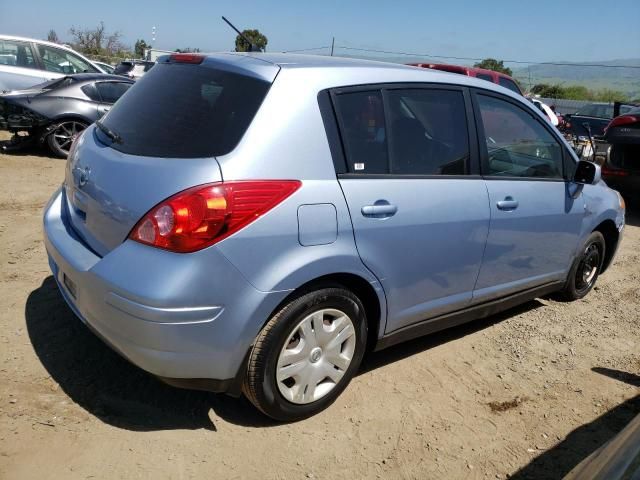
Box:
[43,188,289,394]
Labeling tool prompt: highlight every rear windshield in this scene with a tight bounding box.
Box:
[498,77,522,95]
[97,63,271,158]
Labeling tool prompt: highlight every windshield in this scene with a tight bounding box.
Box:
[97,62,271,158]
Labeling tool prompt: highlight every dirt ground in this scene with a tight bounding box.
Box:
[0,139,638,480]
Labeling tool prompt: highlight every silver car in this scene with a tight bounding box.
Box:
[0,35,105,91]
[43,53,625,421]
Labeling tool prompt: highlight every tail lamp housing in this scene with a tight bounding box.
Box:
[129,180,301,253]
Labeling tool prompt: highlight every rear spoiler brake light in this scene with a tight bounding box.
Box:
[170,53,204,64]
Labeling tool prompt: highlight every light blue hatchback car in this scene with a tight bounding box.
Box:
[43,53,625,421]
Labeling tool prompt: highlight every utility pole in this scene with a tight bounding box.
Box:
[330,37,335,56]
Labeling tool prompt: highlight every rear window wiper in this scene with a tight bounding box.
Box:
[95,120,123,144]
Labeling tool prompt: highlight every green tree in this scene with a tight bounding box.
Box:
[473,58,512,76]
[235,29,267,52]
[593,88,628,103]
[531,83,566,98]
[134,39,149,58]
[47,29,59,43]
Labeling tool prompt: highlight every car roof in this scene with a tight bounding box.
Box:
[0,34,81,55]
[193,52,522,99]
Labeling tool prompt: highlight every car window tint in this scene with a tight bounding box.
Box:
[98,63,271,158]
[0,40,36,69]
[95,82,131,103]
[498,77,521,94]
[386,89,468,175]
[81,83,101,101]
[333,91,388,174]
[37,45,97,74]
[478,95,563,179]
[476,73,493,82]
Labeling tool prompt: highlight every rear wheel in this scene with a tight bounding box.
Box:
[243,288,367,421]
[560,231,605,300]
[47,120,88,158]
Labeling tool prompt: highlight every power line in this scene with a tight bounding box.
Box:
[311,45,640,69]
[282,46,330,53]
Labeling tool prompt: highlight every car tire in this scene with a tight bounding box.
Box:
[46,119,88,158]
[559,231,605,301]
[243,287,368,422]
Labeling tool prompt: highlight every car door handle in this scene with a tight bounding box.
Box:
[496,197,519,211]
[361,202,397,218]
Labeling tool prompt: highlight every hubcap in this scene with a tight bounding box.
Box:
[52,121,86,154]
[576,243,600,292]
[276,308,356,405]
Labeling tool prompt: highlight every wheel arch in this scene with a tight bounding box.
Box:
[265,272,385,352]
[593,219,619,273]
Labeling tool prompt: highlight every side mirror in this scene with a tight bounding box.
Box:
[573,160,601,185]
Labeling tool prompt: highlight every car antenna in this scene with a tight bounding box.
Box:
[221,16,263,52]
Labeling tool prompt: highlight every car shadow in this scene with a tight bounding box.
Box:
[359,300,543,375]
[26,276,545,430]
[25,276,275,431]
[623,192,640,228]
[510,368,640,479]
[0,139,56,158]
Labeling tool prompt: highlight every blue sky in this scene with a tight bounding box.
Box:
[1,0,639,64]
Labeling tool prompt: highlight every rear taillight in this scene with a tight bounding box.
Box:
[605,115,639,132]
[129,180,301,253]
[601,166,630,177]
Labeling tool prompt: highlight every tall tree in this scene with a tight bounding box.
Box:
[134,39,149,58]
[235,29,267,52]
[46,29,59,43]
[473,58,513,77]
[69,21,126,56]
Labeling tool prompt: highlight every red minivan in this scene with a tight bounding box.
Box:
[409,63,522,95]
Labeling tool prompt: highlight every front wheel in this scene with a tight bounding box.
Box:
[243,288,368,422]
[46,120,88,158]
[560,231,605,301]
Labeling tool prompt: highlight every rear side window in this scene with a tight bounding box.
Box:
[386,89,468,175]
[477,94,563,179]
[498,77,522,95]
[333,88,469,175]
[476,73,493,82]
[333,91,388,173]
[0,40,36,69]
[95,81,131,103]
[98,63,271,158]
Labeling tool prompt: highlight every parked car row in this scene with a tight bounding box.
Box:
[0,74,133,156]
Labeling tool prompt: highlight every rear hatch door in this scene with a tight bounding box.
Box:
[64,55,279,256]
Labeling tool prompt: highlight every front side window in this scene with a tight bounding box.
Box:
[95,81,131,103]
[0,40,36,68]
[386,89,468,175]
[478,94,563,179]
[37,45,97,74]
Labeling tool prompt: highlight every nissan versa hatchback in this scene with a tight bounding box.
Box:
[43,53,625,421]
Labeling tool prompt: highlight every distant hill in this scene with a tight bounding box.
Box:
[330,52,640,99]
[512,59,640,99]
